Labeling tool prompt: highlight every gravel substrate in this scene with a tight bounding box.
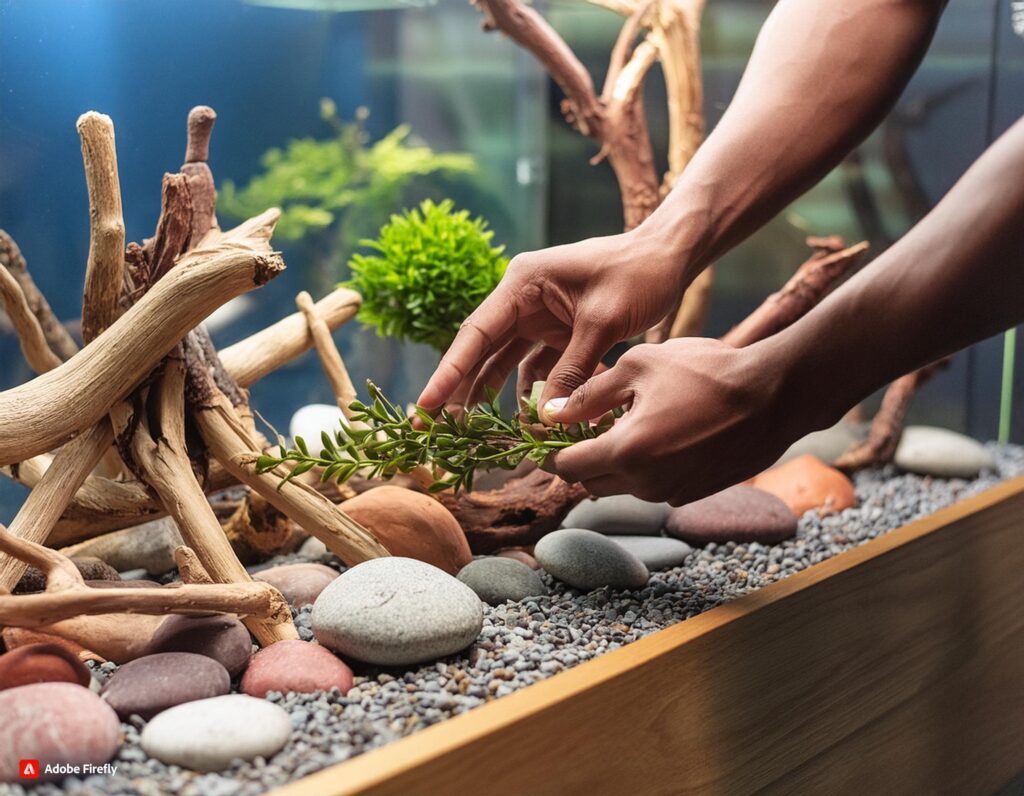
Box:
[9,443,1024,796]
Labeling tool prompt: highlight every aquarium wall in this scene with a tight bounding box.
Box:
[1,0,1021,523]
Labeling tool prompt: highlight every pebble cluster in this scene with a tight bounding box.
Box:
[7,443,1023,796]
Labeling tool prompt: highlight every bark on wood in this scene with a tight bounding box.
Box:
[223,492,303,564]
[0,229,79,360]
[0,245,284,466]
[440,468,589,554]
[77,112,126,344]
[834,359,950,471]
[721,240,869,348]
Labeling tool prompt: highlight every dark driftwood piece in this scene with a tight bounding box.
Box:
[721,237,869,348]
[440,468,589,554]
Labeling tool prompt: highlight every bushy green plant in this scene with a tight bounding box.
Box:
[344,199,508,352]
[219,100,476,285]
[256,381,619,494]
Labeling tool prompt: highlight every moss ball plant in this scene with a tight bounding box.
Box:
[344,199,508,352]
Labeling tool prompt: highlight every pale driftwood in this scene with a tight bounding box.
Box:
[0,422,113,592]
[0,229,79,361]
[220,287,362,387]
[0,264,63,373]
[0,527,291,628]
[296,290,361,422]
[77,112,126,344]
[0,244,285,467]
[194,391,390,564]
[128,357,297,644]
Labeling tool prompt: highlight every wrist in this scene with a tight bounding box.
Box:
[632,188,718,288]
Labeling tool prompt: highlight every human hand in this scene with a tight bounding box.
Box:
[543,337,824,505]
[416,227,688,417]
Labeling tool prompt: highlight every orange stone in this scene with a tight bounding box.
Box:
[752,454,856,517]
[340,486,472,575]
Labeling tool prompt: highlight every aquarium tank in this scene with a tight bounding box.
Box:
[0,0,1021,524]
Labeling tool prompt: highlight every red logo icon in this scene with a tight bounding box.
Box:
[19,760,40,779]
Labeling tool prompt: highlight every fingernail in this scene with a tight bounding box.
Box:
[543,397,568,418]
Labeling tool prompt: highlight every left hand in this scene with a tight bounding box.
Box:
[543,337,817,505]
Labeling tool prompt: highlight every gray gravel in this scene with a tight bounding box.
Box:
[9,443,1023,796]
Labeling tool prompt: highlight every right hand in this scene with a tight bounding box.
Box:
[416,227,688,418]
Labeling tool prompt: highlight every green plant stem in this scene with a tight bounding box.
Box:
[999,327,1017,443]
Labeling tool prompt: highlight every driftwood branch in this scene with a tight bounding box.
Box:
[194,390,390,565]
[295,291,361,422]
[0,422,113,592]
[0,229,79,360]
[219,287,362,388]
[0,526,291,628]
[0,244,285,466]
[0,264,63,373]
[721,239,869,348]
[834,359,951,471]
[77,112,126,344]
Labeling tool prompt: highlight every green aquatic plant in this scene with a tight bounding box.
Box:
[255,381,617,494]
[219,100,476,283]
[343,199,508,352]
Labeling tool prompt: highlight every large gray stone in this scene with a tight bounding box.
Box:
[140,694,291,772]
[312,558,483,666]
[604,535,693,570]
[562,495,669,535]
[535,528,649,591]
[457,557,548,605]
[61,518,183,575]
[894,425,996,479]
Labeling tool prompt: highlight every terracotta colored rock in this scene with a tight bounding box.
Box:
[665,485,798,545]
[495,548,540,569]
[145,614,253,676]
[0,683,120,783]
[752,454,857,517]
[255,563,338,607]
[101,652,230,720]
[1,627,105,663]
[0,643,91,691]
[240,640,353,698]
[37,613,163,663]
[15,556,120,593]
[340,486,472,575]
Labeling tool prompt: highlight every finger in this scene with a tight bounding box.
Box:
[417,290,519,410]
[516,344,561,401]
[468,337,535,406]
[544,433,618,484]
[538,325,616,422]
[543,363,634,425]
[579,474,628,498]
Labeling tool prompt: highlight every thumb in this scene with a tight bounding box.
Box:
[539,325,613,421]
[543,362,633,425]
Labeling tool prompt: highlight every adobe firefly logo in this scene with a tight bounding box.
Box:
[19,759,40,779]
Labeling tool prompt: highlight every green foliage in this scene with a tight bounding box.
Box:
[343,199,508,352]
[219,99,476,247]
[255,381,618,495]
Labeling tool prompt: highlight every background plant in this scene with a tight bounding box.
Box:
[343,199,508,352]
[219,99,477,290]
[256,381,617,494]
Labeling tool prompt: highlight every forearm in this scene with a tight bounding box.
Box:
[642,0,945,278]
[767,117,1024,431]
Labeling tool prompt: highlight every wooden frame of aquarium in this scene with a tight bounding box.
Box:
[277,475,1024,795]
